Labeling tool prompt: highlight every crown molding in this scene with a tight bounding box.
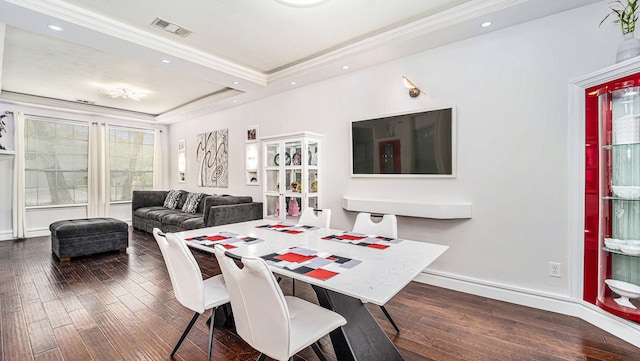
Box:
[0,91,157,122]
[4,0,267,86]
[268,0,526,82]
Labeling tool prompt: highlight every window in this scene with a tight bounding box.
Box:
[109,127,154,201]
[24,118,89,206]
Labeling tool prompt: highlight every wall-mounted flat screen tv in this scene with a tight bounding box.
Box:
[351,106,455,177]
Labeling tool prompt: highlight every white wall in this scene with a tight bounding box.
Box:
[169,2,619,298]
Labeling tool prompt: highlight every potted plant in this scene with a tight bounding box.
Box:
[601,0,640,62]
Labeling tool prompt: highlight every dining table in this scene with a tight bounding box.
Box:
[174,219,448,361]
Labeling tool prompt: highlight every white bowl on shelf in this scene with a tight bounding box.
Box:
[626,240,640,247]
[604,238,626,250]
[620,244,640,255]
[612,186,640,200]
[613,114,640,144]
[605,279,640,309]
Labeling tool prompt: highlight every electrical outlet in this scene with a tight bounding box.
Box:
[549,262,561,278]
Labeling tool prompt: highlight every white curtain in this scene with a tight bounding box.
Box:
[12,111,26,238]
[102,124,110,217]
[153,129,163,190]
[88,122,109,217]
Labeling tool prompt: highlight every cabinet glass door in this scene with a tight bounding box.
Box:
[587,74,640,322]
[307,139,319,209]
[264,142,281,218]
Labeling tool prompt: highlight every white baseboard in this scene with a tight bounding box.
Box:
[415,271,640,348]
[0,230,14,241]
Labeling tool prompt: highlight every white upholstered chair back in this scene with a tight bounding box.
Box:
[298,208,332,228]
[214,246,291,360]
[353,212,398,238]
[153,228,205,314]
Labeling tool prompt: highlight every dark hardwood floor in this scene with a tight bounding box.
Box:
[1,228,638,361]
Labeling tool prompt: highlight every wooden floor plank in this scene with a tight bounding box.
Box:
[52,323,93,361]
[0,230,638,361]
[42,299,72,329]
[79,326,123,361]
[2,310,35,361]
[27,319,57,355]
[33,348,63,361]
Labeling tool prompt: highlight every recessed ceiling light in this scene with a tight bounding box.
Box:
[161,59,171,64]
[232,81,239,85]
[341,65,350,70]
[233,100,239,103]
[290,81,297,86]
[274,0,328,7]
[47,24,63,31]
[481,21,492,28]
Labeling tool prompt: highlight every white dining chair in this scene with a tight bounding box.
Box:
[152,228,230,361]
[298,207,332,228]
[352,212,400,333]
[213,245,346,361]
[290,207,333,295]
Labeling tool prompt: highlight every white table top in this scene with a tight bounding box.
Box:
[175,219,448,306]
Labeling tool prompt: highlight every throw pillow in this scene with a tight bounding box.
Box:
[182,192,203,213]
[163,189,182,209]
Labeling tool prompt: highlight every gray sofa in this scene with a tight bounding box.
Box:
[132,190,263,233]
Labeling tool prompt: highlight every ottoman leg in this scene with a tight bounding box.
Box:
[59,257,70,262]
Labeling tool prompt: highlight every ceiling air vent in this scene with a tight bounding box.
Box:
[76,99,95,105]
[151,17,192,38]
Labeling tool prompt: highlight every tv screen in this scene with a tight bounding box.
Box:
[351,107,455,177]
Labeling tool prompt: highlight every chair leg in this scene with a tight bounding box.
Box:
[256,354,266,361]
[311,342,329,361]
[292,278,295,296]
[380,305,400,333]
[207,307,217,361]
[171,312,200,357]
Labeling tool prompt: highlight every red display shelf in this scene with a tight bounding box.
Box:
[584,71,640,323]
[597,297,640,322]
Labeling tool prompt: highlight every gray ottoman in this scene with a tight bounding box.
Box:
[50,218,129,261]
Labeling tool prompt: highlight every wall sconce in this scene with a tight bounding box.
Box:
[177,152,186,172]
[402,76,422,98]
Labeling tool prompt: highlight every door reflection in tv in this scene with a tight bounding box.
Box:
[352,108,453,175]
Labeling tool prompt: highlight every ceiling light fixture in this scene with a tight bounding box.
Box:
[481,21,492,27]
[47,24,63,31]
[161,59,171,64]
[402,76,422,98]
[99,87,148,101]
[274,0,329,8]
[232,81,239,85]
[341,65,350,70]
[290,81,297,85]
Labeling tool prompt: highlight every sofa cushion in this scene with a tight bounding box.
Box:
[182,217,205,230]
[163,189,182,209]
[162,212,202,228]
[176,190,190,210]
[182,192,204,213]
[145,209,177,222]
[134,206,166,218]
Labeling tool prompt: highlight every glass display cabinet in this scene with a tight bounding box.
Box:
[262,132,321,222]
[585,72,640,322]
